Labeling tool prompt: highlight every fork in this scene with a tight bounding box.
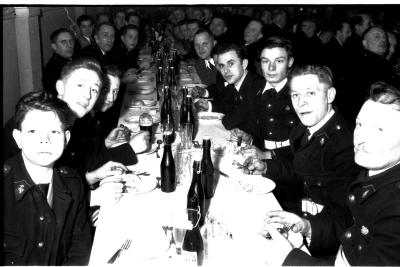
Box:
[107,239,132,264]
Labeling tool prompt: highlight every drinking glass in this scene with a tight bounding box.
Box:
[172,207,200,254]
[180,123,193,150]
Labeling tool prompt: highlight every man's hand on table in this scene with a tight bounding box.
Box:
[129,131,151,154]
[191,86,207,98]
[240,145,273,160]
[105,126,130,148]
[122,68,139,83]
[230,128,253,146]
[242,157,267,175]
[85,161,128,185]
[266,210,311,237]
[90,175,125,207]
[194,99,210,112]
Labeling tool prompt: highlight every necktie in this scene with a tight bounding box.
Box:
[38,183,49,197]
[265,88,277,97]
[209,61,216,71]
[301,129,311,146]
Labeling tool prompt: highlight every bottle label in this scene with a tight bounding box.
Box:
[182,250,198,266]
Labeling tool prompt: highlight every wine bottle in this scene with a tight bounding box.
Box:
[160,85,175,144]
[180,94,195,138]
[187,159,205,227]
[183,158,205,265]
[180,87,189,125]
[201,136,215,199]
[160,142,176,193]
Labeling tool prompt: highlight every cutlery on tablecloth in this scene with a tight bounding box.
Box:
[107,239,132,264]
[215,168,229,178]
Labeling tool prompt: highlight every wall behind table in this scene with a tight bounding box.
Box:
[2,7,81,127]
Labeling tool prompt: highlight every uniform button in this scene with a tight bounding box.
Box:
[303,212,308,217]
[38,241,44,248]
[358,245,363,251]
[268,132,272,135]
[317,182,322,186]
[267,104,272,108]
[336,125,341,130]
[10,261,15,265]
[345,231,352,239]
[39,216,45,221]
[289,120,294,124]
[70,152,75,156]
[348,194,355,202]
[304,181,307,186]
[269,117,274,122]
[361,225,369,235]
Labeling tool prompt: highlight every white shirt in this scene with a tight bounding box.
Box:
[261,78,288,94]
[204,58,215,69]
[308,109,335,138]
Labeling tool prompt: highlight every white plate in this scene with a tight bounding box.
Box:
[123,173,158,195]
[233,174,276,195]
[196,111,225,121]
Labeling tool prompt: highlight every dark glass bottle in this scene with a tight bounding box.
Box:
[183,159,205,265]
[160,85,175,144]
[156,65,163,101]
[180,94,195,138]
[160,142,176,193]
[180,87,189,125]
[187,159,205,227]
[201,136,215,199]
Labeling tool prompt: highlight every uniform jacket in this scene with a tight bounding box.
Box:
[3,154,92,265]
[266,111,361,256]
[209,71,265,130]
[194,58,218,86]
[248,83,299,149]
[283,163,400,266]
[42,53,72,97]
[110,44,139,72]
[78,44,116,66]
[58,113,138,176]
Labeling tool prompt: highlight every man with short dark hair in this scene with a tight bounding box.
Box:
[79,22,116,65]
[76,14,95,50]
[42,28,75,97]
[195,43,265,131]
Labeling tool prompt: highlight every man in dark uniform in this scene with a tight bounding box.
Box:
[244,65,361,257]
[79,22,116,66]
[259,81,400,266]
[42,28,74,97]
[4,91,91,265]
[194,42,265,131]
[243,36,299,152]
[75,15,95,51]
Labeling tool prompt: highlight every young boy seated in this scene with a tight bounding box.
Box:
[4,91,92,265]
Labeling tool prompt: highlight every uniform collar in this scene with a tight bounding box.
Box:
[352,163,400,201]
[224,70,248,91]
[262,78,288,94]
[8,153,71,201]
[308,109,335,137]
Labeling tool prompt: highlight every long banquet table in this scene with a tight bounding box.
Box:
[89,51,307,266]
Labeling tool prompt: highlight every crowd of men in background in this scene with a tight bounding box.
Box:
[4,5,400,266]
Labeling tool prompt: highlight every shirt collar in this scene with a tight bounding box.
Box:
[204,58,215,69]
[262,78,288,94]
[224,70,248,91]
[308,108,335,137]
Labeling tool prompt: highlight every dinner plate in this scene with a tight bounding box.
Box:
[233,174,276,195]
[196,111,225,121]
[123,173,158,195]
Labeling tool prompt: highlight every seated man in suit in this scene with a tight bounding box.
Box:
[244,65,361,257]
[42,28,74,97]
[194,42,265,131]
[79,22,116,66]
[256,81,400,266]
[193,29,218,86]
[75,14,95,50]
